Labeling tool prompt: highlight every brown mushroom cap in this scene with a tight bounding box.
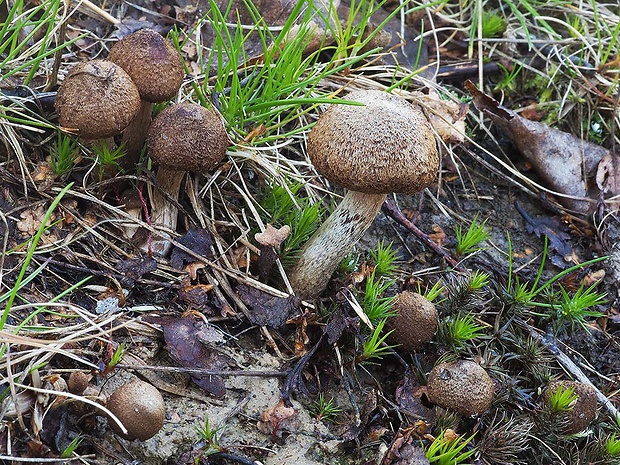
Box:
[67,371,92,395]
[108,29,184,103]
[387,292,438,353]
[427,359,494,416]
[544,380,597,434]
[106,380,165,441]
[307,89,439,194]
[147,102,229,172]
[55,60,141,139]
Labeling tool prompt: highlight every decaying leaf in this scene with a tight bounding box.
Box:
[413,91,469,143]
[255,224,290,248]
[156,316,234,397]
[515,201,577,269]
[236,283,300,327]
[596,152,620,198]
[257,399,296,439]
[169,228,214,270]
[114,256,157,287]
[465,80,609,214]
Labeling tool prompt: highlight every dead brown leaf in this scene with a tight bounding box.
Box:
[257,399,296,440]
[465,80,609,214]
[255,223,290,247]
[154,316,234,397]
[236,283,300,327]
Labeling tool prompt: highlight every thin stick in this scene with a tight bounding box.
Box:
[116,364,288,377]
[381,198,464,270]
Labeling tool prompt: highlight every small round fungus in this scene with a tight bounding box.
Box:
[106,380,165,441]
[544,380,597,434]
[55,60,140,139]
[387,291,438,353]
[108,28,184,103]
[427,359,494,416]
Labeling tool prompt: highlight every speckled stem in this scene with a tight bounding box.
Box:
[148,167,184,256]
[119,100,152,170]
[288,191,386,299]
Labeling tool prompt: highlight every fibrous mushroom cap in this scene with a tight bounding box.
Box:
[147,102,229,172]
[55,60,141,139]
[387,291,438,353]
[106,380,165,441]
[108,28,184,103]
[427,359,494,416]
[544,380,597,434]
[307,89,439,194]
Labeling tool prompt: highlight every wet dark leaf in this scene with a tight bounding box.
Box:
[178,284,216,313]
[257,244,279,281]
[324,306,359,345]
[515,201,576,268]
[236,284,300,327]
[170,228,214,270]
[39,405,70,453]
[115,256,157,287]
[395,371,433,420]
[158,316,234,397]
[465,80,609,214]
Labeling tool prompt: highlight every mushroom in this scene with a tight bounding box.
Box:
[288,89,439,299]
[55,60,141,140]
[543,380,597,434]
[426,359,494,416]
[106,379,165,441]
[387,291,438,353]
[67,371,92,395]
[146,102,229,255]
[108,28,185,168]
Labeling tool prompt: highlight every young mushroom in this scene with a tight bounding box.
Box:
[543,380,597,434]
[426,359,495,416]
[106,379,165,441]
[387,291,438,353]
[288,89,439,299]
[146,102,229,255]
[55,60,141,141]
[108,28,185,168]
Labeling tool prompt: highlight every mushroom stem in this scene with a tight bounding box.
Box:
[148,167,184,255]
[119,100,152,169]
[288,191,386,299]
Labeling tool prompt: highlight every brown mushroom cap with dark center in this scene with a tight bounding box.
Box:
[387,291,438,353]
[308,89,439,194]
[427,359,495,416]
[147,102,229,172]
[544,380,597,434]
[108,28,184,103]
[106,380,165,441]
[55,60,141,139]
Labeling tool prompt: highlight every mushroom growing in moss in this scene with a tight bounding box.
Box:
[108,28,185,167]
[106,379,165,441]
[55,60,141,140]
[288,89,439,299]
[544,380,597,434]
[146,102,229,255]
[387,291,438,353]
[427,359,494,416]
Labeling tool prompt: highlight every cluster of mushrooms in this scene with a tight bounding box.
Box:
[55,28,229,255]
[53,29,598,442]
